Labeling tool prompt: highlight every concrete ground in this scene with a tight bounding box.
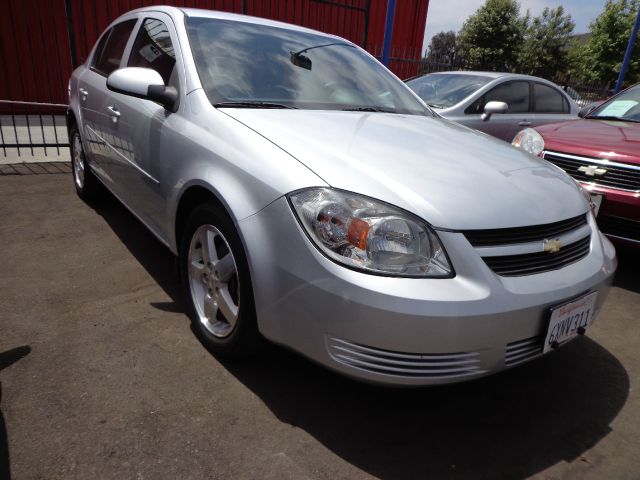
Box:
[0,172,638,480]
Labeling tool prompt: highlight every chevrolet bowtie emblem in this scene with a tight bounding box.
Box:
[543,238,562,253]
[578,165,607,176]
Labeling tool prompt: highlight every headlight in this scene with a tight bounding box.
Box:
[288,188,453,277]
[512,128,545,156]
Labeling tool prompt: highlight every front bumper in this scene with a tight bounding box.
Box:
[238,197,617,386]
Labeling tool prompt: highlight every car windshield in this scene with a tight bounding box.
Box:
[588,84,640,122]
[406,73,492,108]
[186,18,428,115]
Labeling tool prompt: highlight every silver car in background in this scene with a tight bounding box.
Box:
[67,7,616,386]
[406,71,579,141]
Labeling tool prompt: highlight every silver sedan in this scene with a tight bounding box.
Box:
[406,71,579,142]
[67,6,616,386]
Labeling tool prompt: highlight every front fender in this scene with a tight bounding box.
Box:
[165,91,326,253]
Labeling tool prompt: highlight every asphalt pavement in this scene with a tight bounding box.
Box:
[1,173,638,479]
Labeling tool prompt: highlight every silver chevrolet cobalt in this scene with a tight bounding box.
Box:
[68,6,616,386]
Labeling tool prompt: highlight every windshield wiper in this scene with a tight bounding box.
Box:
[342,106,397,113]
[428,103,446,109]
[214,101,297,109]
[587,115,640,123]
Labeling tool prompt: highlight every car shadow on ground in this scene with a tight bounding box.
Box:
[89,193,631,479]
[219,338,628,479]
[88,192,184,312]
[0,346,32,480]
[613,244,640,294]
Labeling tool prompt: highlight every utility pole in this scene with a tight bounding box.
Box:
[381,0,396,67]
[614,7,640,94]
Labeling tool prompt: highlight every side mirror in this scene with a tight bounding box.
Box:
[107,67,178,112]
[578,100,605,118]
[578,104,596,118]
[481,101,508,121]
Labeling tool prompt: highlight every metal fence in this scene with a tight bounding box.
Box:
[370,45,425,79]
[0,106,69,162]
[553,76,612,108]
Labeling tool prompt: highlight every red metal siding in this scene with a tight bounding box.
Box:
[0,0,73,110]
[0,0,428,111]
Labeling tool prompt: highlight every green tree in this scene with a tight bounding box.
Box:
[457,0,527,71]
[570,0,640,84]
[426,31,459,65]
[519,6,575,80]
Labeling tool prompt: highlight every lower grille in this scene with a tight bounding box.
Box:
[598,215,640,242]
[505,336,543,366]
[327,337,484,379]
[482,235,591,276]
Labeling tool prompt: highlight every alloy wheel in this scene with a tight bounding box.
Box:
[187,224,240,338]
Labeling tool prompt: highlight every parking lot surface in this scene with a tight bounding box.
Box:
[1,173,639,479]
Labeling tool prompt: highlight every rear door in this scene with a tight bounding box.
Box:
[461,80,531,141]
[528,82,575,129]
[78,19,137,183]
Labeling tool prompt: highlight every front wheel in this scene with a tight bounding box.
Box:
[179,203,262,357]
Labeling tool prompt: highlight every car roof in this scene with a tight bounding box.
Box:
[425,71,507,79]
[414,71,564,83]
[122,5,339,40]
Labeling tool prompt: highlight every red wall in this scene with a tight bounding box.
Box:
[0,0,429,110]
[0,0,73,110]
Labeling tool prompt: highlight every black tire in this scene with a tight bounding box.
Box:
[179,202,262,358]
[69,124,101,201]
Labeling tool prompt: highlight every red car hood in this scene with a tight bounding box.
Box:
[536,118,640,164]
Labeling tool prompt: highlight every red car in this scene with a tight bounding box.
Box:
[513,83,640,247]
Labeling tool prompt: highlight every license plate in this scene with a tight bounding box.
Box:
[590,193,603,216]
[544,292,598,353]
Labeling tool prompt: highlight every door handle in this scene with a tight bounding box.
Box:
[79,88,88,100]
[518,121,532,126]
[107,105,120,123]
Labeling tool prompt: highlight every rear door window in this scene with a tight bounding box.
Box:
[91,19,137,76]
[534,83,568,113]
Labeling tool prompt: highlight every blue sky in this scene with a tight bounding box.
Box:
[422,0,608,53]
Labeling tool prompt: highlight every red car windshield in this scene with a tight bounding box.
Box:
[588,84,640,122]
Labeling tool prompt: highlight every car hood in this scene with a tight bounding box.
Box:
[223,109,586,230]
[536,118,640,164]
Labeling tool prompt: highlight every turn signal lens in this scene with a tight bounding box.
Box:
[347,218,370,250]
[288,188,453,277]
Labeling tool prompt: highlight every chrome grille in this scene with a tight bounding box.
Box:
[327,337,484,379]
[482,236,591,276]
[598,215,640,243]
[505,336,543,366]
[464,214,587,247]
[543,151,640,192]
